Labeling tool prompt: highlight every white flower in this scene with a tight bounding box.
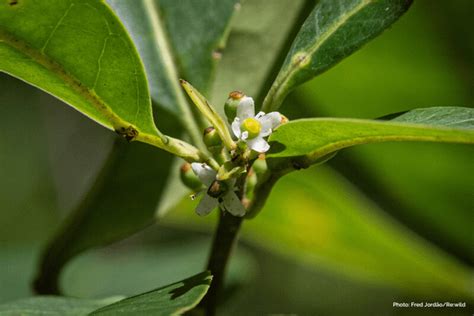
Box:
[231,97,281,152]
[191,163,246,217]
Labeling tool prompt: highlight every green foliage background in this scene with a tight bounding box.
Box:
[0,1,472,315]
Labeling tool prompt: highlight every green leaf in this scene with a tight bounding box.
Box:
[152,0,239,96]
[0,296,122,316]
[109,0,238,107]
[90,271,212,316]
[0,0,158,138]
[293,3,474,264]
[107,0,239,145]
[268,107,474,167]
[262,0,413,111]
[106,0,181,116]
[389,107,474,128]
[212,0,309,106]
[60,239,254,300]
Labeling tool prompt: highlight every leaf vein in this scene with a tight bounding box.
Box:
[292,0,370,79]
[40,3,74,54]
[263,0,371,112]
[0,27,129,132]
[92,35,109,90]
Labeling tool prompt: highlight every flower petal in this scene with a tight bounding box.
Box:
[241,131,249,140]
[237,96,255,120]
[231,117,241,138]
[258,112,281,136]
[196,194,219,216]
[255,111,265,119]
[221,191,246,217]
[191,163,216,186]
[247,137,270,153]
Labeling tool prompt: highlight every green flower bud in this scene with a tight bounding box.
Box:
[203,126,222,148]
[207,180,229,198]
[245,169,257,197]
[180,163,202,191]
[224,91,244,123]
[252,154,267,176]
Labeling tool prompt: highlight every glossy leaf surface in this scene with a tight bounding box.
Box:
[262,0,413,111]
[90,271,212,315]
[0,0,157,137]
[107,0,238,146]
[268,107,474,161]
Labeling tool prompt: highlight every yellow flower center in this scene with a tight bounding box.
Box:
[241,117,261,139]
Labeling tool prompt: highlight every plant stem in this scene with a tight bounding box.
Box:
[199,211,243,316]
[33,263,61,295]
[199,174,246,315]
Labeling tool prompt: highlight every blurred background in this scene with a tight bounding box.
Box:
[0,0,473,315]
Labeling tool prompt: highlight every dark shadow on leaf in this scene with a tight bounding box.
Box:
[267,140,286,155]
[169,271,212,300]
[376,110,410,121]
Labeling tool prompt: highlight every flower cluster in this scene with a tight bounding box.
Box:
[191,162,245,217]
[184,89,283,217]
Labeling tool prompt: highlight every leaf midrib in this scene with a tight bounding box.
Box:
[263,0,370,111]
[271,117,474,159]
[283,117,474,131]
[306,133,473,161]
[282,0,369,88]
